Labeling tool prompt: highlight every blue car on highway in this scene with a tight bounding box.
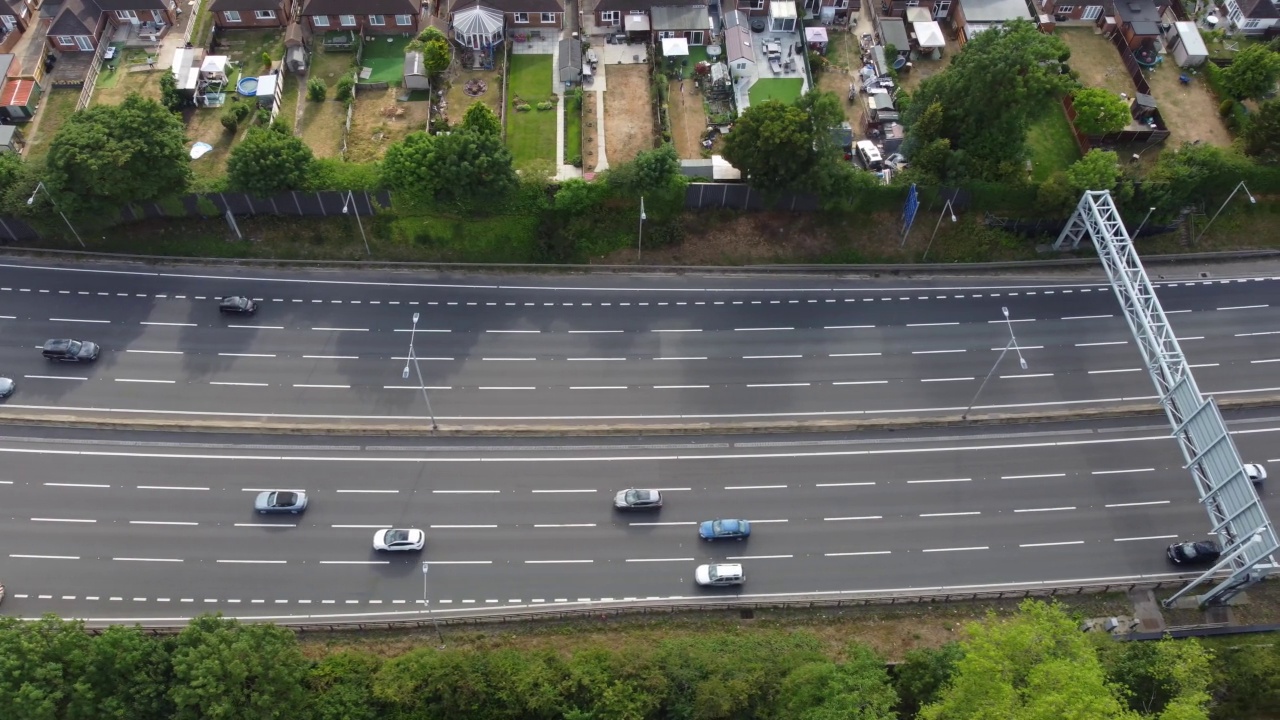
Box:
[254,490,308,514]
[699,519,751,541]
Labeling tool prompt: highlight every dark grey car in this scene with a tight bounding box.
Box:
[254,490,308,514]
[42,339,99,362]
[0,376,13,398]
[219,296,257,315]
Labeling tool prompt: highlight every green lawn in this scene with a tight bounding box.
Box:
[660,44,711,79]
[506,54,556,171]
[1025,104,1081,182]
[360,35,410,84]
[565,92,582,163]
[26,89,80,161]
[749,78,804,106]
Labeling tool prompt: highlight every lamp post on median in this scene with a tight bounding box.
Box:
[403,312,439,431]
[962,306,1028,421]
[920,198,957,262]
[637,196,646,260]
[27,181,85,248]
[1195,181,1256,244]
[422,561,444,646]
[341,190,371,256]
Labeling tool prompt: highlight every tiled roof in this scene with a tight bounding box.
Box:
[209,0,286,10]
[300,0,418,14]
[452,0,563,13]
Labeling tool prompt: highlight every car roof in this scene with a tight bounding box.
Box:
[710,563,743,574]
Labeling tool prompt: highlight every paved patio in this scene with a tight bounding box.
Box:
[735,28,809,112]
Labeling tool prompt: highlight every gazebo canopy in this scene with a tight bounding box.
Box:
[200,55,228,74]
[662,37,690,56]
[804,26,828,43]
[913,20,945,48]
[454,5,503,37]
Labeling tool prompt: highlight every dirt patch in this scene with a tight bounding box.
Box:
[298,99,347,158]
[816,31,867,136]
[183,106,247,183]
[1058,29,1137,96]
[669,79,707,159]
[92,66,165,106]
[346,87,430,163]
[441,64,504,128]
[583,90,601,171]
[603,64,655,165]
[1144,60,1232,148]
[297,593,1134,663]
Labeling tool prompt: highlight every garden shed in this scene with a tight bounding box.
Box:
[1167,21,1207,67]
[558,38,582,86]
[725,24,754,78]
[403,50,430,90]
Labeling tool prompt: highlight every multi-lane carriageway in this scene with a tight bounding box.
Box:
[0,262,1277,424]
[0,415,1276,623]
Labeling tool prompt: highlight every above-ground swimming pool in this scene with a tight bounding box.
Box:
[236,76,258,96]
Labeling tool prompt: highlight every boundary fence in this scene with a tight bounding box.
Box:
[684,182,822,211]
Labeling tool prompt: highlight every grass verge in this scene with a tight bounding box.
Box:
[564,93,582,164]
[1025,103,1080,182]
[25,89,80,161]
[506,53,556,171]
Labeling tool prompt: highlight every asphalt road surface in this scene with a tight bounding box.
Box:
[0,415,1276,622]
[0,262,1278,424]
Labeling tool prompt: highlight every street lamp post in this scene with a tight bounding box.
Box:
[637,196,646,260]
[341,190,371,256]
[920,199,957,262]
[1131,206,1157,240]
[1195,181,1255,244]
[402,312,439,431]
[422,562,444,646]
[27,181,85,248]
[962,306,1028,421]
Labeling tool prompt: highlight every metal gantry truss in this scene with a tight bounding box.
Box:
[1056,191,1279,607]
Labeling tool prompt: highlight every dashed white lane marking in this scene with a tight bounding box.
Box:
[826,551,892,557]
[433,489,500,494]
[227,325,283,329]
[424,560,493,565]
[137,485,209,490]
[912,349,966,355]
[319,561,390,565]
[211,382,270,387]
[829,352,881,357]
[1013,507,1076,513]
[429,525,497,529]
[1089,368,1141,374]
[1076,341,1128,347]
[571,386,628,390]
[654,384,710,389]
[304,355,360,359]
[1219,305,1268,311]
[1092,468,1155,475]
[906,478,970,484]
[1115,535,1178,542]
[1236,331,1280,337]
[727,554,793,560]
[735,327,794,332]
[625,557,695,563]
[127,349,184,355]
[568,357,627,361]
[236,523,297,528]
[747,518,788,524]
[116,378,175,384]
[331,524,393,529]
[1061,315,1113,320]
[219,353,277,358]
[130,521,199,526]
[824,325,875,329]
[816,482,875,487]
[45,482,110,488]
[1000,373,1053,379]
[922,377,974,382]
[486,329,540,334]
[534,523,597,528]
[655,356,707,360]
[140,321,196,327]
[824,516,882,521]
[483,357,537,361]
[906,322,960,327]
[651,328,702,333]
[50,317,110,323]
[532,488,597,493]
[568,330,623,334]
[1020,541,1085,548]
[1105,501,1170,508]
[1252,359,1280,364]
[9,554,79,560]
[834,380,889,385]
[216,559,287,564]
[922,546,989,553]
[630,521,697,526]
[524,559,593,564]
[31,517,96,523]
[918,511,981,518]
[113,557,182,562]
[746,382,810,388]
[335,489,399,494]
[1002,473,1066,480]
[479,386,537,390]
[743,354,802,359]
[725,484,788,490]
[293,384,350,389]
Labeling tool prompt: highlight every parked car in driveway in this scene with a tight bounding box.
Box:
[1245,463,1267,489]
[614,488,663,510]
[373,528,426,552]
[695,563,745,587]
[42,339,99,362]
[219,296,257,315]
[699,519,751,541]
[1166,540,1221,566]
[0,376,13,399]
[254,490,308,514]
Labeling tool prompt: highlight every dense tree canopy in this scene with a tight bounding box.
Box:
[1243,99,1280,164]
[722,91,845,191]
[382,129,517,205]
[903,19,1073,180]
[227,123,316,197]
[1072,87,1131,136]
[45,93,191,214]
[461,101,502,137]
[1220,45,1280,101]
[169,615,309,720]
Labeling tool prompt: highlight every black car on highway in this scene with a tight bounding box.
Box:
[219,296,257,315]
[1166,540,1221,566]
[42,339,99,362]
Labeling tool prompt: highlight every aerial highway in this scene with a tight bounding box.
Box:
[0,261,1277,424]
[0,414,1275,622]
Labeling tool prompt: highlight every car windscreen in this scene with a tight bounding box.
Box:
[274,492,298,506]
[67,341,82,354]
[386,530,408,543]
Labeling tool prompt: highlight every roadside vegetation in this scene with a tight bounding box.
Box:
[2,599,1277,719]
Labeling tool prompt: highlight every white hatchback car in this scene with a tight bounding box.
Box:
[1245,463,1267,489]
[695,563,745,587]
[373,528,426,552]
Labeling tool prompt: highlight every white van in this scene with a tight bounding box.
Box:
[695,563,746,587]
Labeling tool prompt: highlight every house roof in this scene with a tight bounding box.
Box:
[209,0,285,10]
[725,24,752,63]
[650,4,708,29]
[957,0,1033,23]
[0,54,12,80]
[1114,0,1160,22]
[0,77,35,106]
[595,0,704,14]
[557,37,580,72]
[48,0,101,37]
[93,0,166,9]
[300,0,418,15]
[453,4,503,34]
[1240,0,1279,19]
[453,0,562,13]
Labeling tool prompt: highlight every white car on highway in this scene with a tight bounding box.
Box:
[373,528,426,552]
[695,563,745,587]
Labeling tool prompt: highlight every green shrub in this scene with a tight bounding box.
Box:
[1220,98,1236,117]
[231,101,252,121]
[220,109,240,131]
[335,76,355,103]
[536,100,554,111]
[261,51,272,69]
[195,195,220,216]
[307,78,327,102]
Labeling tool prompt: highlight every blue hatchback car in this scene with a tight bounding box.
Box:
[699,519,751,541]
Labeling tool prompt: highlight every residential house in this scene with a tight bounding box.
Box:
[450,0,563,31]
[1033,0,1106,22]
[879,0,948,19]
[736,0,858,20]
[1111,0,1163,50]
[299,0,424,35]
[210,0,294,28]
[952,0,1035,43]
[1,0,37,53]
[652,4,710,44]
[46,0,178,54]
[1224,0,1278,35]
[593,0,702,33]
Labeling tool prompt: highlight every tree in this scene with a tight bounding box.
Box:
[903,19,1073,180]
[46,93,191,215]
[1209,641,1280,718]
[1138,142,1253,215]
[1071,87,1130,135]
[168,615,309,720]
[1064,148,1126,197]
[309,652,384,720]
[422,38,451,76]
[382,129,517,204]
[1096,636,1213,719]
[1243,99,1280,164]
[779,645,898,720]
[80,626,175,720]
[920,600,1140,720]
[794,90,846,159]
[721,99,820,190]
[630,144,681,193]
[1220,45,1280,101]
[895,642,964,718]
[461,100,502,137]
[554,177,608,215]
[159,71,184,112]
[227,123,315,197]
[0,615,95,720]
